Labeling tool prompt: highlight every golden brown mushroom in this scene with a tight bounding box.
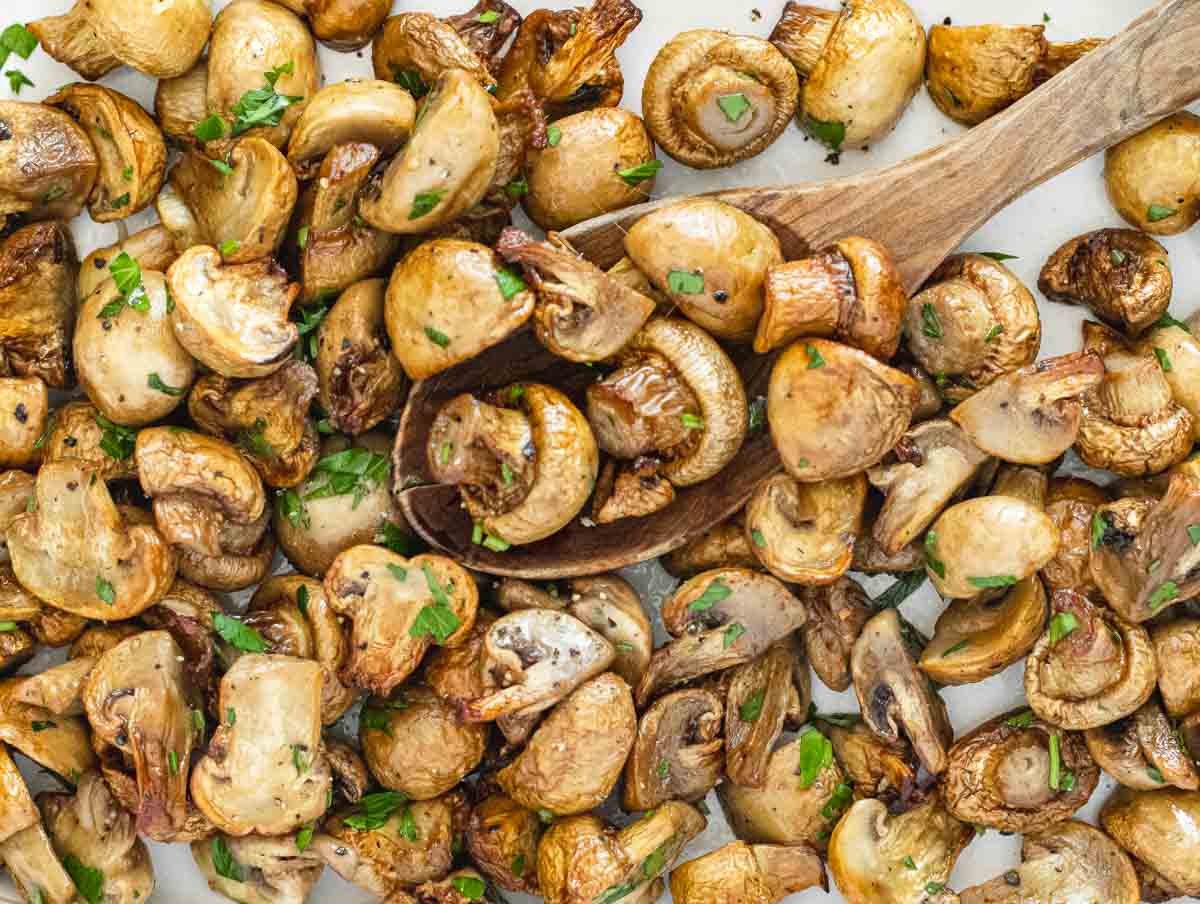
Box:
[466,792,544,896]
[275,0,391,51]
[671,841,827,904]
[1042,477,1110,593]
[662,512,760,578]
[0,104,96,232]
[623,688,724,812]
[1151,619,1200,718]
[1105,112,1200,236]
[0,378,46,471]
[0,678,97,781]
[796,577,874,692]
[78,226,178,302]
[192,832,325,903]
[1101,787,1200,896]
[372,12,497,94]
[1085,697,1200,791]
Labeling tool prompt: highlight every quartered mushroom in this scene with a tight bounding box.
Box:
[623,687,724,811]
[642,30,798,169]
[0,377,47,470]
[797,577,874,692]
[1101,787,1200,896]
[274,0,391,50]
[538,802,706,904]
[957,820,1139,904]
[636,568,809,706]
[0,220,80,389]
[7,462,175,620]
[361,685,487,800]
[827,791,971,904]
[942,707,1099,832]
[1039,228,1172,334]
[769,338,920,481]
[671,841,828,904]
[0,677,97,781]
[1151,618,1200,718]
[771,0,926,150]
[286,79,416,174]
[1105,111,1200,236]
[623,199,783,342]
[1025,589,1158,730]
[193,832,325,903]
[0,743,38,849]
[324,546,477,696]
[1086,697,1200,790]
[464,608,613,721]
[724,642,796,787]
[465,792,544,896]
[496,228,656,362]
[926,23,1103,126]
[190,654,331,836]
[1042,477,1110,593]
[852,609,953,776]
[744,472,866,585]
[587,316,748,487]
[919,577,1047,685]
[756,236,907,359]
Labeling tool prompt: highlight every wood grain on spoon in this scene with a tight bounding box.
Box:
[400,0,1200,577]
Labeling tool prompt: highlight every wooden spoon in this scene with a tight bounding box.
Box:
[398,0,1200,578]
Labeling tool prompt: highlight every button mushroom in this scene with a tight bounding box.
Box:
[0,743,38,846]
[372,12,498,96]
[1024,589,1158,730]
[957,820,1139,904]
[587,317,748,487]
[919,577,1047,685]
[190,654,331,837]
[1101,787,1200,896]
[771,0,926,152]
[1139,318,1200,441]
[796,577,874,692]
[168,246,300,379]
[769,338,920,481]
[670,840,827,904]
[942,707,1099,833]
[623,687,724,812]
[0,676,97,784]
[1085,697,1200,791]
[7,462,175,620]
[30,0,209,79]
[825,716,917,799]
[289,79,412,165]
[466,792,544,896]
[851,608,953,775]
[0,220,79,389]
[722,642,797,788]
[624,199,783,342]
[0,377,46,471]
[1042,477,1110,593]
[1105,111,1200,236]
[905,253,1042,403]
[276,0,391,51]
[925,23,1104,126]
[538,802,706,904]
[360,70,499,234]
[78,226,178,303]
[756,236,907,359]
[827,790,971,904]
[1151,618,1200,718]
[385,238,535,380]
[192,831,325,903]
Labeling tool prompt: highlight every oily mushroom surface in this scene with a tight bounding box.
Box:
[1101,787,1200,895]
[1105,111,1200,235]
[1086,697,1200,791]
[0,103,97,231]
[0,378,47,471]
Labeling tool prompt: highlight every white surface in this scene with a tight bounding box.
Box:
[4,0,1193,902]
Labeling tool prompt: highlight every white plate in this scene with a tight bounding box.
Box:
[4,1,1190,902]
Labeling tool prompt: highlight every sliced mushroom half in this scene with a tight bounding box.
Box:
[623,687,724,812]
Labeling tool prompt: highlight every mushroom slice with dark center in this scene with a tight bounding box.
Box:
[286,79,416,176]
[623,688,724,812]
[81,631,194,840]
[188,359,321,489]
[642,29,799,169]
[1025,589,1157,730]
[465,792,543,896]
[1101,787,1200,896]
[958,820,1139,904]
[950,351,1105,464]
[167,246,300,379]
[6,462,175,620]
[1039,228,1172,335]
[497,672,636,815]
[1105,111,1200,236]
[1090,465,1200,621]
[1087,697,1200,790]
[1151,618,1200,718]
[0,377,47,470]
[768,338,920,481]
[324,546,477,697]
[919,577,1047,686]
[798,576,874,692]
[827,791,971,904]
[942,707,1099,833]
[670,841,827,904]
[756,236,907,359]
[0,220,79,389]
[591,455,677,525]
[464,608,613,721]
[851,608,953,775]
[636,568,808,707]
[724,642,795,787]
[868,418,991,556]
[190,654,331,837]
[496,227,655,362]
[193,831,325,903]
[0,103,97,231]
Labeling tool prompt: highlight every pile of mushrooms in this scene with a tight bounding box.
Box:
[3,2,1200,904]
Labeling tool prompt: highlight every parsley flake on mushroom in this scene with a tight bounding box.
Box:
[1105,112,1200,236]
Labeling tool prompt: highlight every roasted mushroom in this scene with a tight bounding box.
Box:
[662,512,760,578]
[190,654,331,837]
[1101,787,1200,896]
[797,577,874,692]
[1086,697,1200,791]
[545,575,652,688]
[372,11,497,95]
[624,199,783,342]
[1105,111,1200,236]
[670,841,827,904]
[0,678,97,781]
[825,717,917,798]
[722,642,797,788]
[1025,589,1158,730]
[0,103,97,233]
[1042,477,1109,593]
[756,236,907,359]
[465,792,543,896]
[623,687,724,812]
[0,378,46,471]
[193,832,325,903]
[926,23,1103,126]
[1151,619,1200,718]
[78,226,178,302]
[287,78,415,173]
[771,0,926,151]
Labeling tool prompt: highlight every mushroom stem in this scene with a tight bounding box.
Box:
[30,5,120,80]
[770,4,837,76]
[757,252,850,353]
[617,802,705,865]
[1036,38,1106,83]
[1096,353,1175,423]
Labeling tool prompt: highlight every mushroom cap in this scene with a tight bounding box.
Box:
[1105,111,1200,236]
[0,103,97,230]
[154,60,208,146]
[769,338,920,481]
[798,576,874,692]
[0,378,47,471]
[78,225,178,302]
[1140,322,1200,442]
[286,79,416,172]
[623,687,724,812]
[641,29,799,169]
[371,11,497,94]
[941,707,1099,833]
[925,24,1047,126]
[168,246,300,379]
[1101,787,1200,895]
[1151,619,1200,718]
[919,577,1047,685]
[465,792,543,896]
[662,512,760,578]
[562,574,653,688]
[1042,477,1109,594]
[670,841,827,904]
[1086,698,1200,792]
[523,108,659,231]
[795,0,927,149]
[957,820,1140,904]
[624,199,783,342]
